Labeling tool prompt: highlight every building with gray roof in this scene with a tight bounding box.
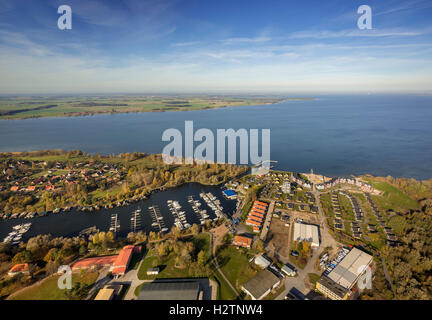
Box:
[137,281,200,300]
[242,269,281,300]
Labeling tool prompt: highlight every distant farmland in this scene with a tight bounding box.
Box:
[0,95,306,119]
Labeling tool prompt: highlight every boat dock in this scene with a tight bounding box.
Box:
[188,195,210,225]
[199,192,226,219]
[148,205,168,233]
[109,214,120,233]
[130,207,143,233]
[167,200,190,230]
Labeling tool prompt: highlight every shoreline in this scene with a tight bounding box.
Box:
[0,97,316,120]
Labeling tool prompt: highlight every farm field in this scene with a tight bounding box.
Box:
[0,96,289,119]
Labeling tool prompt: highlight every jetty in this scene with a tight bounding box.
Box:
[200,192,226,220]
[167,200,190,230]
[109,214,120,233]
[148,205,168,233]
[187,195,210,225]
[130,207,142,233]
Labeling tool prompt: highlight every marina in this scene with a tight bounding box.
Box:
[200,192,226,219]
[187,195,211,225]
[3,222,32,245]
[168,200,190,231]
[0,183,237,243]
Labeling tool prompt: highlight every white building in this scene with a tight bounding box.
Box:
[254,254,272,269]
[281,264,296,277]
[293,222,320,249]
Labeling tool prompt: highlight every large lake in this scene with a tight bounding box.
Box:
[0,94,431,179]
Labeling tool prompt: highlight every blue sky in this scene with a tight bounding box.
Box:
[0,0,431,94]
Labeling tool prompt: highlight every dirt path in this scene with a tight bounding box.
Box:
[208,231,240,298]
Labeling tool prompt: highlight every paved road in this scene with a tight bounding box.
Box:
[260,200,274,241]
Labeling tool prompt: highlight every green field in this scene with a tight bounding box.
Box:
[0,96,285,119]
[9,271,98,300]
[369,181,420,212]
[137,233,211,280]
[216,246,258,291]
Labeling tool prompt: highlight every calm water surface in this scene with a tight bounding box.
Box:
[0,183,236,242]
[1,95,431,179]
[1,94,431,239]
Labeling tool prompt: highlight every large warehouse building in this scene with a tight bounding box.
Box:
[293,222,320,249]
[316,247,373,300]
[138,281,201,300]
[241,269,281,300]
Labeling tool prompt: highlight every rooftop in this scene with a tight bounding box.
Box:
[293,222,320,247]
[317,276,348,299]
[112,245,134,275]
[94,288,115,300]
[327,247,373,289]
[71,255,117,269]
[9,263,29,273]
[138,281,200,300]
[242,269,280,299]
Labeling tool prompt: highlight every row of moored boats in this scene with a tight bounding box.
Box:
[200,192,224,218]
[3,223,32,244]
[168,200,191,231]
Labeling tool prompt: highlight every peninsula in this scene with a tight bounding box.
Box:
[0,95,313,120]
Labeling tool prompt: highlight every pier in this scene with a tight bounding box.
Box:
[130,207,142,233]
[109,214,120,233]
[148,205,168,233]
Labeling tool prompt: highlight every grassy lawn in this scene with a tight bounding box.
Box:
[137,233,211,280]
[338,193,355,220]
[263,283,286,300]
[370,181,419,211]
[9,271,98,300]
[129,250,145,270]
[308,273,320,287]
[210,272,238,300]
[387,215,407,235]
[320,193,333,217]
[216,245,258,291]
[134,283,143,298]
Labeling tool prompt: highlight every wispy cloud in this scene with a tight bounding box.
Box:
[375,0,432,16]
[0,30,53,56]
[288,28,424,39]
[171,41,200,47]
[221,36,271,45]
